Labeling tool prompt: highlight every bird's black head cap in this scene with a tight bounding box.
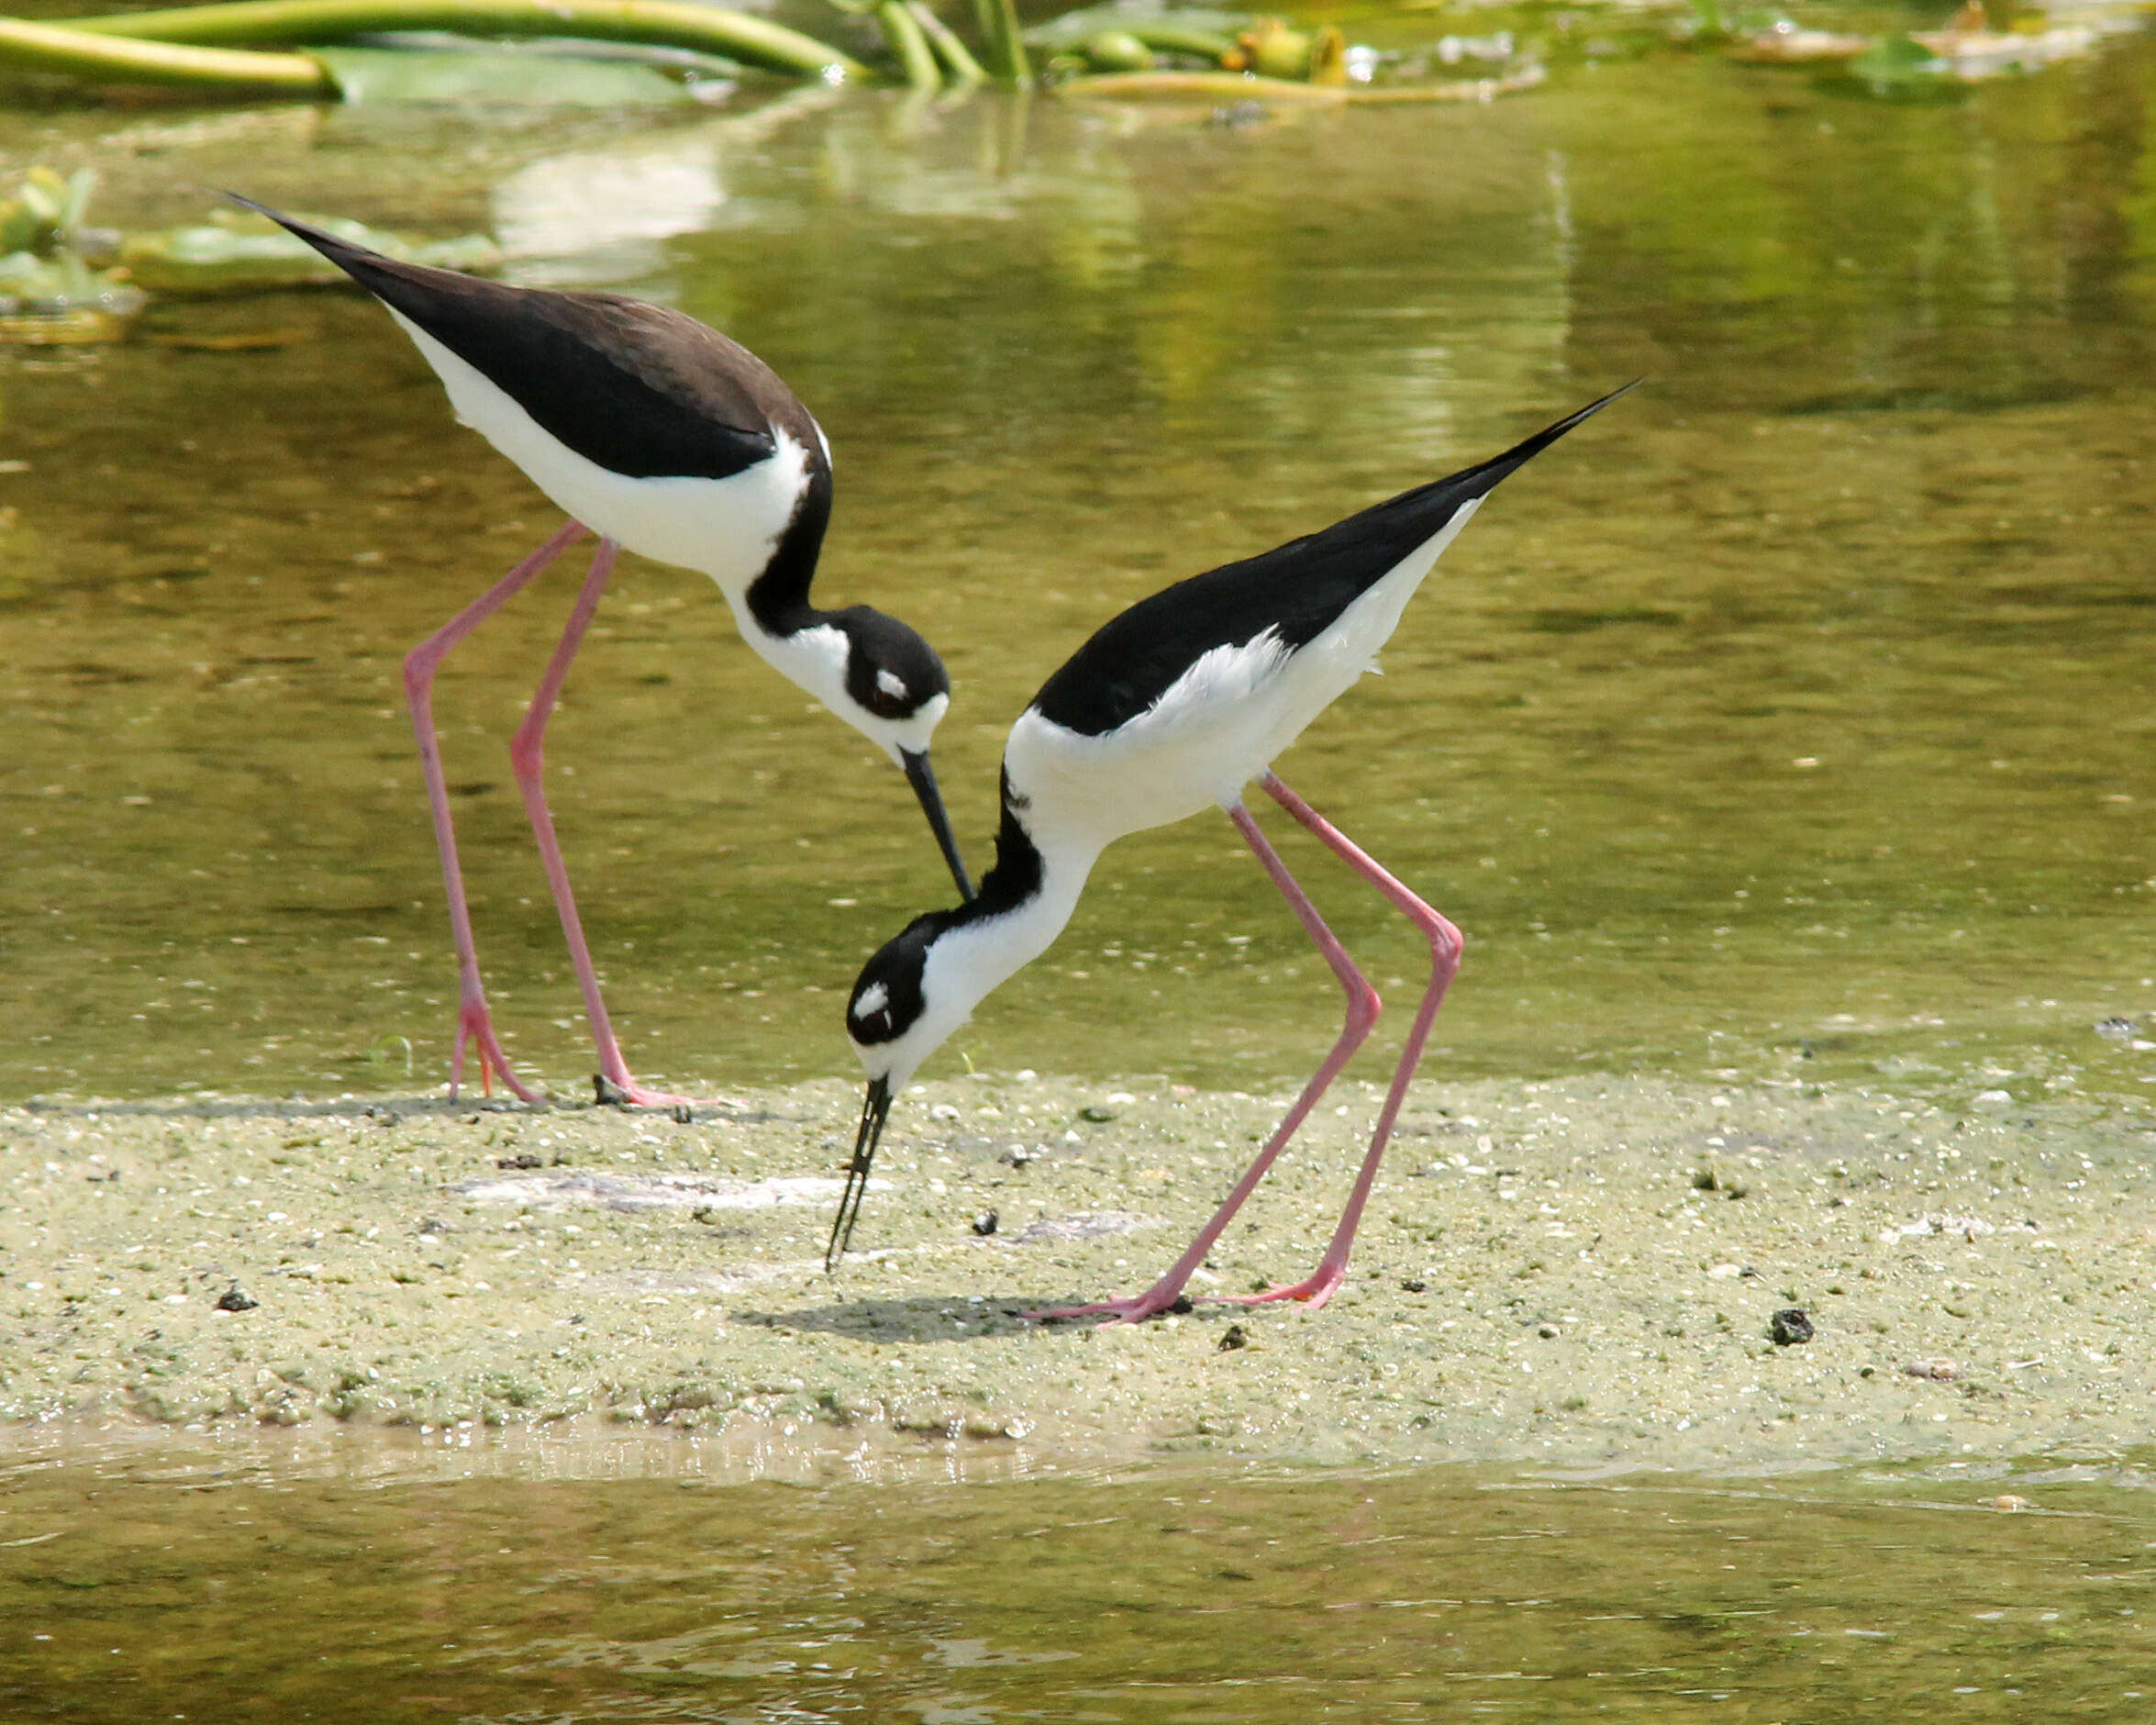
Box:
[831,606,952,723]
[845,910,945,1050]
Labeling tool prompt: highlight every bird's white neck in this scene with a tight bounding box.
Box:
[938,826,1095,994]
[883,806,1100,1091]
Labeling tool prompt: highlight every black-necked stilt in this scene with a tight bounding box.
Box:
[234,198,974,1110]
[826,384,1631,1316]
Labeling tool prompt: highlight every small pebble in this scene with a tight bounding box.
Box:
[1768,1308,1814,1346]
[215,1285,259,1313]
[2095,1018,2136,1041]
[1218,1324,1249,1352]
[1401,1278,1428,1294]
[1079,1106,1118,1123]
[495,1152,540,1171]
[1991,1495,2033,1512]
[1906,1355,1958,1381]
[971,1209,999,1237]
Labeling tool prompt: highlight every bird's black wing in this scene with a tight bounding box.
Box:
[1030,386,1632,738]
[233,198,799,483]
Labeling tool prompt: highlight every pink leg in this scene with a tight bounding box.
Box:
[1211,772,1463,1310]
[1026,796,1383,1325]
[405,519,588,1102]
[506,539,705,1111]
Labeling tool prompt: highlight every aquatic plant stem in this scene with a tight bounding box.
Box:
[1053,68,1550,103]
[874,0,939,91]
[907,1,984,85]
[0,15,328,91]
[965,0,1027,84]
[56,0,869,83]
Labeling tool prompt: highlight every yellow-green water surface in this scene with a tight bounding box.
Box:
[4,1439,2154,1721]
[4,36,2154,1108]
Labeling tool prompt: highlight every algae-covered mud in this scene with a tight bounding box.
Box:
[6,1068,2150,1472]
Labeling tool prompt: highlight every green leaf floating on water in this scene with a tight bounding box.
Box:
[1839,31,1962,100]
[310,43,700,104]
[120,209,500,294]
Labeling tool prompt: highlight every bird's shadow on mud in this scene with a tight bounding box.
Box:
[738,1293,1217,1344]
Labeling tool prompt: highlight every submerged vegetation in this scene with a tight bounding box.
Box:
[0,0,2144,106]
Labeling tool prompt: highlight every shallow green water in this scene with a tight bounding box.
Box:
[3,1441,2154,1721]
[2,26,2153,1108]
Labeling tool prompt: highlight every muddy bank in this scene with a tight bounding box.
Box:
[2,1071,2151,1474]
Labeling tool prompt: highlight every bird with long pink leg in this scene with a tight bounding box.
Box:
[826,385,1630,1319]
[233,199,973,1110]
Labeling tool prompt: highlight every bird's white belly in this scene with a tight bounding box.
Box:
[392,311,807,590]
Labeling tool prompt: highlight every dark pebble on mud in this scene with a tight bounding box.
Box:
[972,1209,999,1237]
[1401,1278,1428,1293]
[1768,1308,1815,1346]
[216,1285,259,1313]
[496,1153,541,1171]
[1218,1324,1249,1351]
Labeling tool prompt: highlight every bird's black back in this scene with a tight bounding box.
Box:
[235,198,814,486]
[1030,387,1629,739]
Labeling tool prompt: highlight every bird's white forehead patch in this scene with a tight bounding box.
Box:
[876,670,908,699]
[854,982,891,1018]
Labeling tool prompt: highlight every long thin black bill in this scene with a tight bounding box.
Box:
[826,1074,894,1272]
[901,748,974,904]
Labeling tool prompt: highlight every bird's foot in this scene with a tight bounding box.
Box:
[591,1072,720,1118]
[450,1000,539,1105]
[1208,1268,1345,1312]
[1024,1291,1195,1327]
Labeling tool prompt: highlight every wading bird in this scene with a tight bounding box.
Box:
[827,386,1628,1318]
[235,199,973,1109]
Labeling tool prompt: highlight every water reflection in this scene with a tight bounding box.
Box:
[1,43,2151,1104]
[1,1442,2151,1720]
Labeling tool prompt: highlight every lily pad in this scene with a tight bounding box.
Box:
[0,248,145,342]
[0,167,96,259]
[1831,32,1962,101]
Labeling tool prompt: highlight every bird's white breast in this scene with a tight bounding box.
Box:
[389,309,810,591]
